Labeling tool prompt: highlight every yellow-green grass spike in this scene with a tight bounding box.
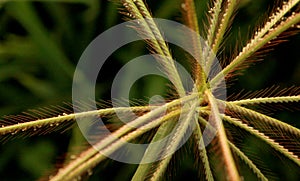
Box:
[229,95,300,105]
[224,101,300,138]
[198,113,267,180]
[50,109,182,181]
[131,118,177,181]
[149,101,199,181]
[197,116,214,181]
[223,115,300,166]
[0,106,151,136]
[49,94,198,180]
[205,0,223,73]
[228,141,268,181]
[211,11,300,86]
[123,0,186,97]
[211,0,237,54]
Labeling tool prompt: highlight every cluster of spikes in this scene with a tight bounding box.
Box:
[1,0,300,180]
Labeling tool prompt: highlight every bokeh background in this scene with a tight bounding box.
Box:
[0,0,299,180]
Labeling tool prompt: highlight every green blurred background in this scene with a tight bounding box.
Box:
[0,0,299,180]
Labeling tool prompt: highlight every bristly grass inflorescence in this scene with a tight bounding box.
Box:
[0,0,300,180]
